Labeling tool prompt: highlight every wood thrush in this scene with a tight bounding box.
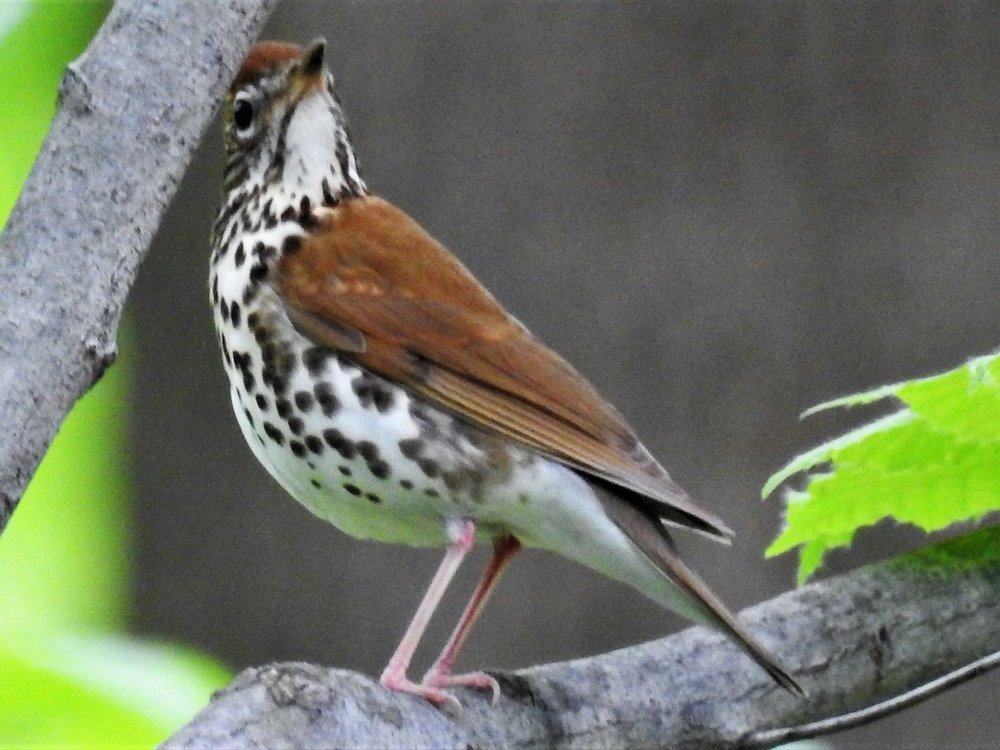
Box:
[209,39,801,709]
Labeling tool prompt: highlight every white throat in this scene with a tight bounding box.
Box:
[285,94,343,191]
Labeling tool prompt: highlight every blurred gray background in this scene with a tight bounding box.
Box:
[128,2,999,747]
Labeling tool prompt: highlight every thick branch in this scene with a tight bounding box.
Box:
[0,0,279,531]
[163,526,1000,749]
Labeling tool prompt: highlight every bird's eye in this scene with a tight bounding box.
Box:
[233,96,255,134]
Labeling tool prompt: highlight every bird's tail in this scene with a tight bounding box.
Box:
[592,482,804,695]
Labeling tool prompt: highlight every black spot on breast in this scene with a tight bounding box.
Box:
[211,275,219,304]
[219,298,230,322]
[256,244,277,261]
[399,479,414,490]
[314,381,339,416]
[232,351,255,393]
[263,421,285,446]
[352,375,375,408]
[282,235,302,255]
[261,340,296,398]
[303,347,332,376]
[322,178,337,206]
[243,407,255,428]
[311,478,322,489]
[233,242,245,268]
[343,483,362,497]
[255,394,269,411]
[335,139,351,185]
[356,441,379,463]
[287,416,304,435]
[249,263,268,283]
[276,398,292,419]
[294,391,314,411]
[230,301,242,328]
[299,197,318,229]
[305,435,323,454]
[365,492,382,504]
[281,206,296,222]
[323,428,356,459]
[247,312,260,330]
[221,337,232,368]
[373,387,394,413]
[399,438,423,460]
[418,458,440,479]
[369,460,391,480]
[272,377,289,396]
[339,465,351,476]
[289,440,306,458]
[424,487,440,498]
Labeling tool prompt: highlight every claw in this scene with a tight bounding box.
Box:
[423,669,501,705]
[380,669,463,714]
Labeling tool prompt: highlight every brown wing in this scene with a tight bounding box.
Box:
[277,195,731,538]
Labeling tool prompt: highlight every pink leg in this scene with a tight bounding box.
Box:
[422,534,521,702]
[379,518,476,710]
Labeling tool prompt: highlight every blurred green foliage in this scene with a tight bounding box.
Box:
[0,2,231,746]
[765,351,1000,583]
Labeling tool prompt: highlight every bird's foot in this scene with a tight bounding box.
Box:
[422,667,501,705]
[380,668,462,714]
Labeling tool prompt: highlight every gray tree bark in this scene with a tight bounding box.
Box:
[163,526,1000,749]
[0,0,279,532]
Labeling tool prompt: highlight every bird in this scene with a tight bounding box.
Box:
[209,38,801,709]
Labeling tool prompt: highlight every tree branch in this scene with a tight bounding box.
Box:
[162,526,1000,749]
[745,648,1000,747]
[0,0,279,532]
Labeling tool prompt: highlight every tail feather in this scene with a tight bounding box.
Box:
[593,483,804,695]
[589,475,733,544]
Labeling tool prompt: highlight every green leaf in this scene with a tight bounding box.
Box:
[764,352,1000,582]
[0,356,131,635]
[1,0,114,225]
[0,635,230,748]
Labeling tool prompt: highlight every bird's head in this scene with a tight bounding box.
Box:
[221,39,366,202]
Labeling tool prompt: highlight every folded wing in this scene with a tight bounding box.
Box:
[277,195,732,540]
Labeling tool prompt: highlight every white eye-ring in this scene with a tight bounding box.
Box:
[232,93,256,137]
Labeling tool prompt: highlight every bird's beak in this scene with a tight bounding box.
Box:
[289,38,327,101]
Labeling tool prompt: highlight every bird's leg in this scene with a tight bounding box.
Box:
[379,517,476,709]
[421,534,521,703]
